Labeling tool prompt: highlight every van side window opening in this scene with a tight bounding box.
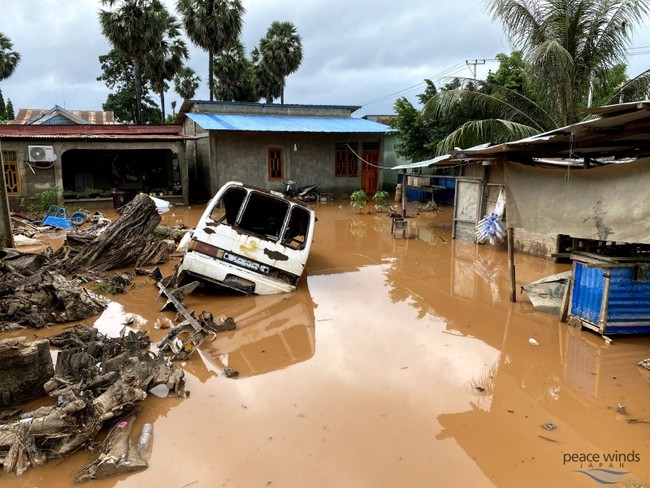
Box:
[283,206,310,249]
[209,187,247,224]
[238,192,290,240]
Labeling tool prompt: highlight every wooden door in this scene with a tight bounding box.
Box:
[361,150,378,195]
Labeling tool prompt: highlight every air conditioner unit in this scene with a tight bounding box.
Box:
[28,145,56,162]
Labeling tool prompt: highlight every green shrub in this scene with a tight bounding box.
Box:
[350,190,369,212]
[373,191,391,212]
[28,186,61,218]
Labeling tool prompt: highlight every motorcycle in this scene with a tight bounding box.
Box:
[284,180,321,202]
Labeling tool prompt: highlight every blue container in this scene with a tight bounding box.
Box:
[570,254,650,335]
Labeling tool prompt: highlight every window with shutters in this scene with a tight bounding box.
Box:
[335,142,358,177]
[268,147,284,181]
[2,151,20,195]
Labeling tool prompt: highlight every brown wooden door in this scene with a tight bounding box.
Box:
[361,150,378,195]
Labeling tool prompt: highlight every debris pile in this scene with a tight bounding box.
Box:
[0,250,106,331]
[55,193,170,274]
[0,327,184,478]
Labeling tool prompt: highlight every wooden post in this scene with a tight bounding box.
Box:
[0,140,15,249]
[508,227,516,302]
[401,170,407,218]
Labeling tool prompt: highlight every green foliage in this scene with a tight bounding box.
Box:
[350,190,369,211]
[254,21,303,104]
[99,0,172,124]
[98,49,162,123]
[143,13,188,122]
[486,0,650,126]
[5,99,14,121]
[393,78,486,161]
[176,0,245,101]
[94,280,120,295]
[422,0,650,153]
[372,191,391,212]
[0,32,20,82]
[486,51,526,94]
[0,89,6,122]
[174,66,200,100]
[213,40,260,102]
[103,87,161,124]
[591,64,629,107]
[28,187,61,218]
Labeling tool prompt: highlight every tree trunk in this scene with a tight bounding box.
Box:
[134,57,143,125]
[208,52,214,101]
[60,193,166,274]
[160,88,166,123]
[0,338,53,406]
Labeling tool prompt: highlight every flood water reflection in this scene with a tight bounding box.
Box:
[4,203,650,487]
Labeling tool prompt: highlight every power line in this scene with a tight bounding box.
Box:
[357,60,471,108]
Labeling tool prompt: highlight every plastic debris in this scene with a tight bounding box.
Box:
[528,338,540,346]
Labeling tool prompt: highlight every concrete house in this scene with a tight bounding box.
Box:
[1,107,190,210]
[177,101,393,201]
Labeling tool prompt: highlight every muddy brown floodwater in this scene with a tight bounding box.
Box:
[4,202,650,487]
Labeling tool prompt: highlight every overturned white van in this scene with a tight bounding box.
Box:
[175,181,316,295]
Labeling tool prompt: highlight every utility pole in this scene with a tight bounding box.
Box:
[465,59,486,80]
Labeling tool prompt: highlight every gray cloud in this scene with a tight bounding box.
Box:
[1,0,650,118]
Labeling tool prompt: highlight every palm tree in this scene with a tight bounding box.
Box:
[174,66,201,100]
[252,46,281,103]
[176,0,245,101]
[99,0,169,124]
[0,33,20,81]
[487,0,650,126]
[429,0,650,153]
[214,40,259,101]
[255,21,303,104]
[144,14,188,122]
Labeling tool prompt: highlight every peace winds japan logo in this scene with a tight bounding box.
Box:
[564,450,643,485]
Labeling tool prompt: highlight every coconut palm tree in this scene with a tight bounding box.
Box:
[144,14,188,122]
[176,0,245,101]
[100,0,169,125]
[488,0,650,125]
[0,33,20,82]
[255,21,303,104]
[429,0,650,153]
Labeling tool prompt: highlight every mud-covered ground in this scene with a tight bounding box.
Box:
[3,202,650,487]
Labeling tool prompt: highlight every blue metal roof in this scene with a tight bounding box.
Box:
[187,113,392,133]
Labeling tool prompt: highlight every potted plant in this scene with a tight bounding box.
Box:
[350,190,369,212]
[373,191,390,212]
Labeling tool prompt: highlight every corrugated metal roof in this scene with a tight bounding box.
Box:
[392,154,451,170]
[449,103,650,162]
[0,124,191,141]
[187,113,393,133]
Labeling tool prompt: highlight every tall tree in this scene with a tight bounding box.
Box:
[5,100,14,121]
[97,49,160,123]
[0,89,6,122]
[429,0,650,153]
[174,66,201,100]
[486,0,650,126]
[255,21,303,104]
[176,0,245,101]
[143,14,188,122]
[0,33,20,82]
[252,46,281,103]
[99,0,169,124]
[213,40,259,102]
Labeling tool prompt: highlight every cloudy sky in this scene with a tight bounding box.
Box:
[2,0,650,119]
